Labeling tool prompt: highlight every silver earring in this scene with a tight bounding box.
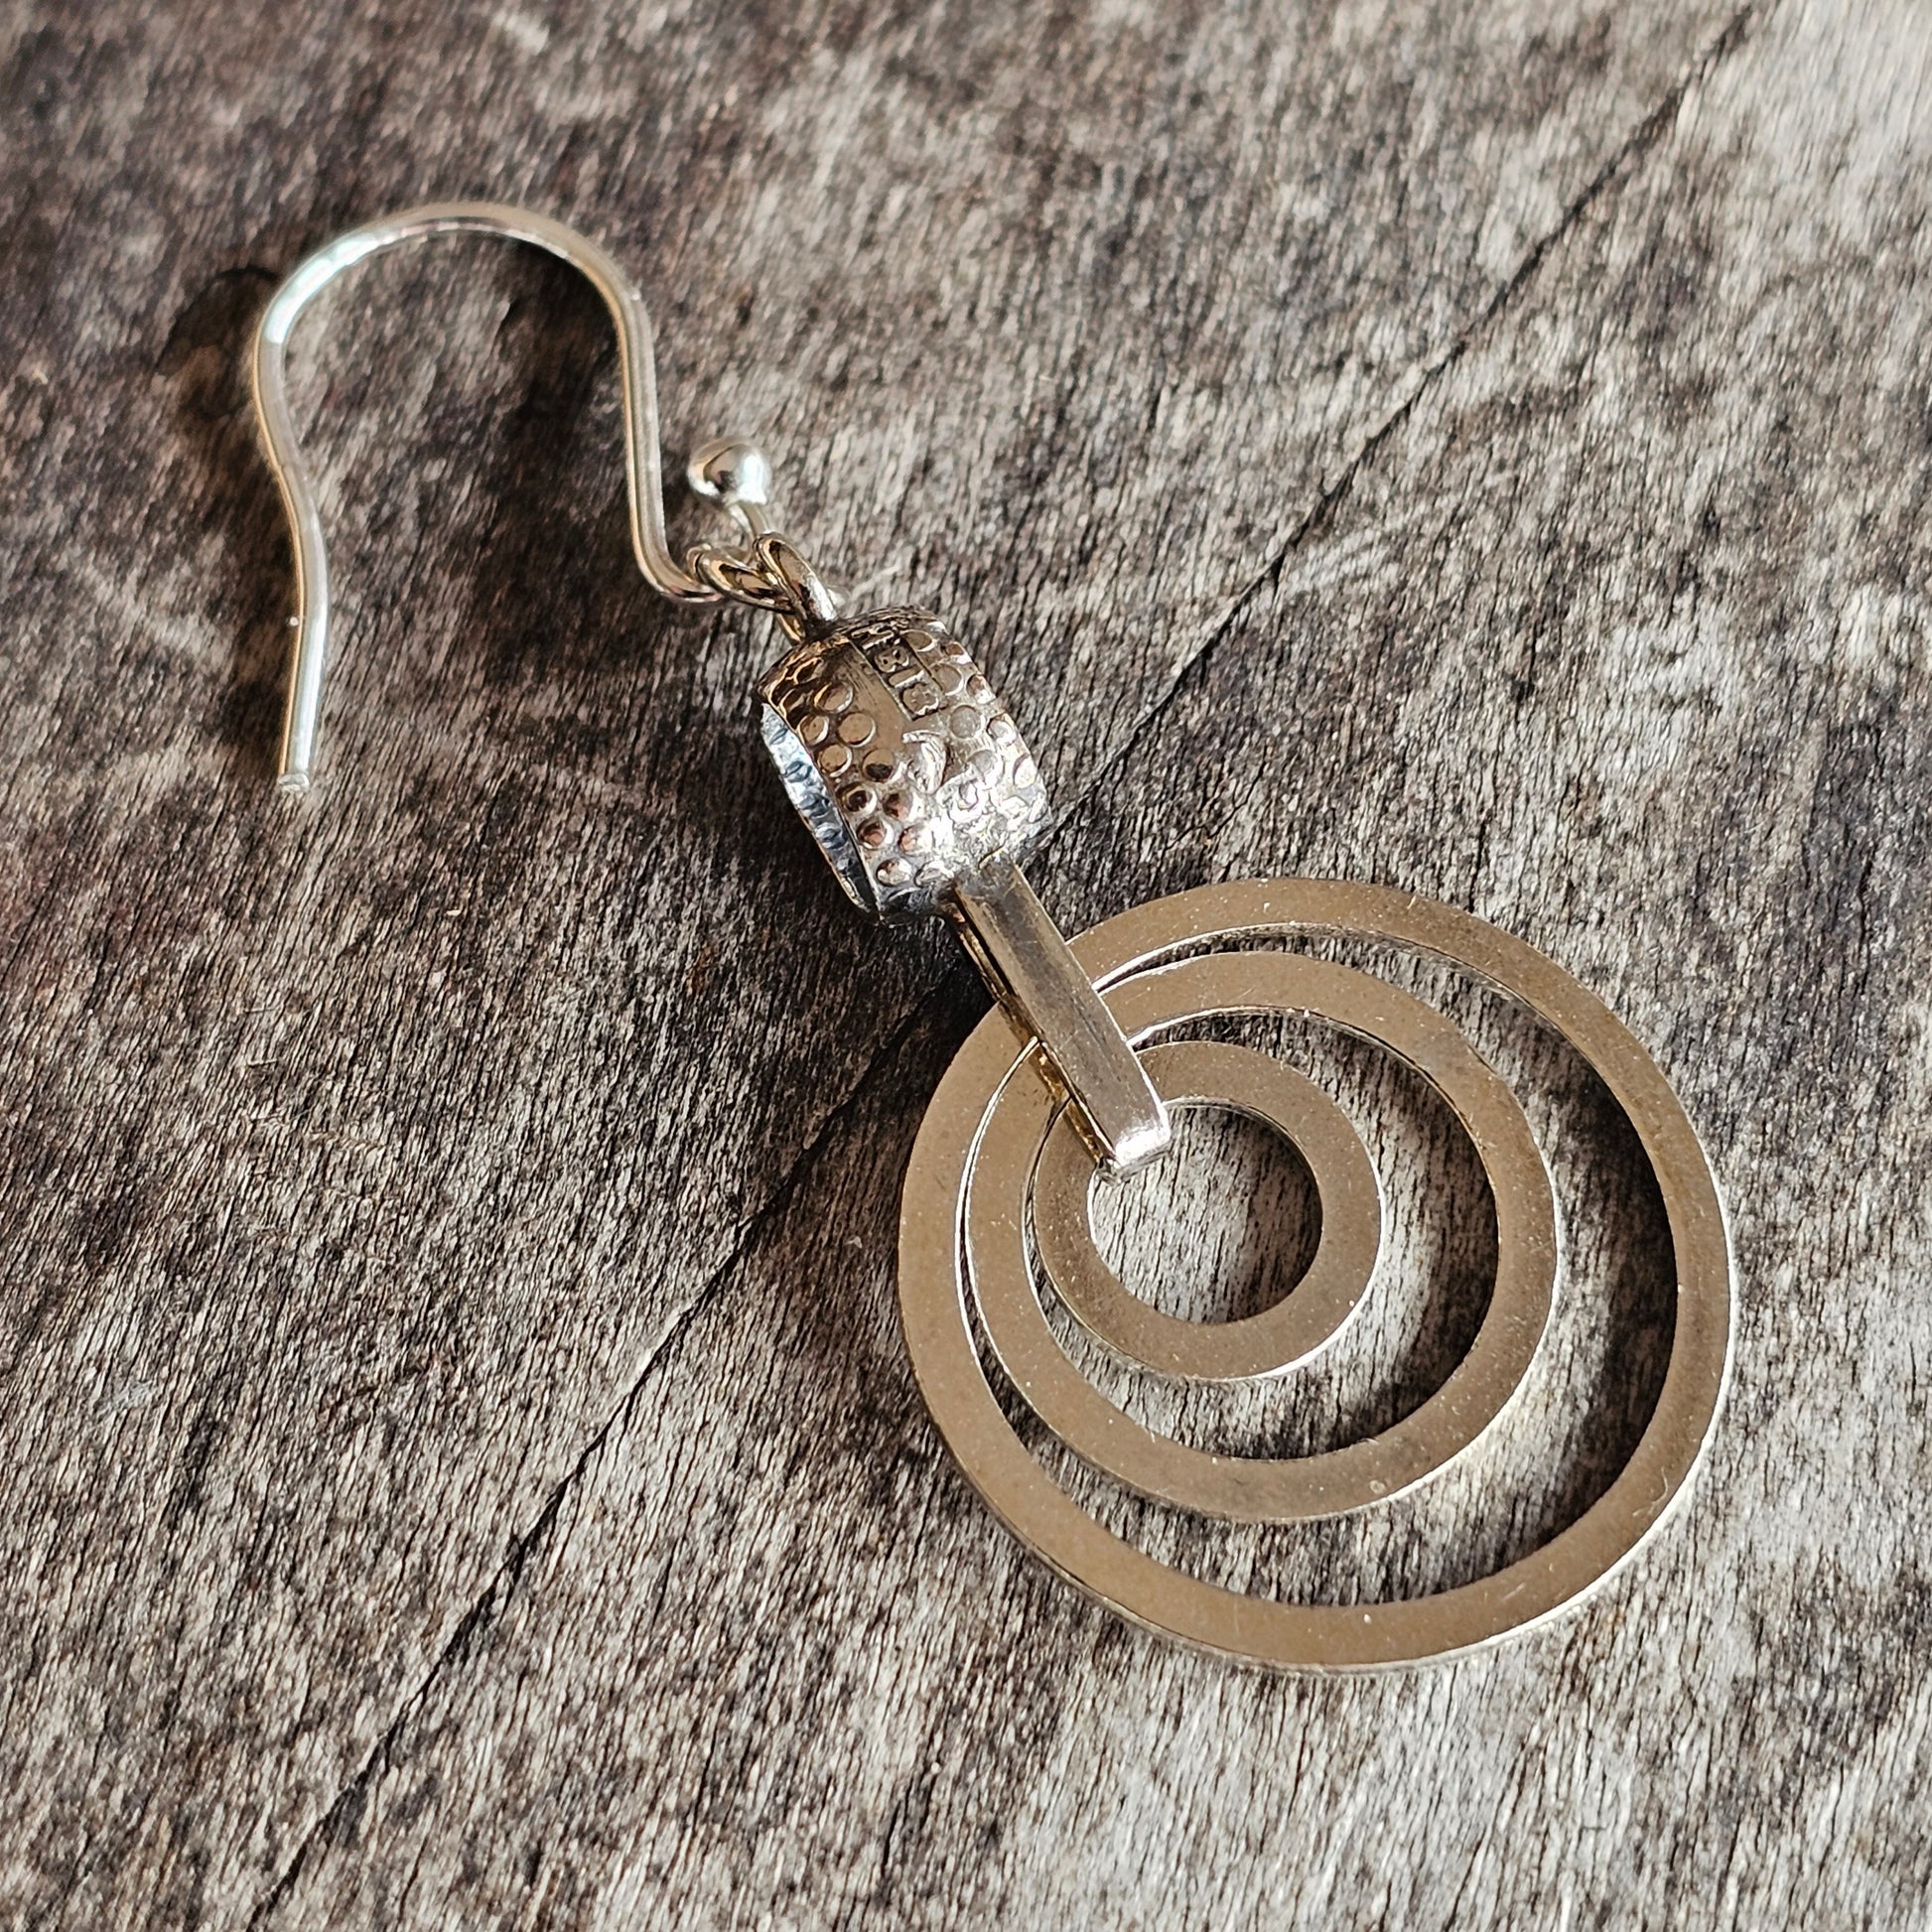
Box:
[254,202,1731,1670]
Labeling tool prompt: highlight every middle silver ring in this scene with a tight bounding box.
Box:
[968,949,1560,1524]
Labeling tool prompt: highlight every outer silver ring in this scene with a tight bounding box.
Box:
[897,879,1733,1670]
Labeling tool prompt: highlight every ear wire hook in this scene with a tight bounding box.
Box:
[251,201,738,793]
[252,206,1166,1175]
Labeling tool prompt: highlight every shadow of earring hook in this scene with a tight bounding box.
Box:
[251,201,728,795]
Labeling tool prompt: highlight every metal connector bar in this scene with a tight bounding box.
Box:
[948,864,1171,1173]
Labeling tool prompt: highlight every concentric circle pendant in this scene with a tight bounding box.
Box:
[897,879,1733,1670]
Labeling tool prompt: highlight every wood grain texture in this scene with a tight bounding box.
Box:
[0,0,1926,1924]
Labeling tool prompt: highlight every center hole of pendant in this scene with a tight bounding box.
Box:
[1087,1103,1321,1325]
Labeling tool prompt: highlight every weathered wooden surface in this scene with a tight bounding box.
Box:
[1,0,1928,1923]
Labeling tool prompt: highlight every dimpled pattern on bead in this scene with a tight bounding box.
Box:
[759,608,1050,919]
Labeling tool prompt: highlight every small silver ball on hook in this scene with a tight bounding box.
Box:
[686,436,773,514]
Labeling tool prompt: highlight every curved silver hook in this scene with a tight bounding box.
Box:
[252,201,722,793]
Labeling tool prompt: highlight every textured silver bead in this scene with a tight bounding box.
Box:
[759,609,1049,919]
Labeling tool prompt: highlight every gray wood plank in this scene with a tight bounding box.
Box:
[242,4,1932,1922]
[2,0,1923,1924]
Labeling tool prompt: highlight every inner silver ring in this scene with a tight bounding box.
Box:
[1033,1037,1382,1384]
